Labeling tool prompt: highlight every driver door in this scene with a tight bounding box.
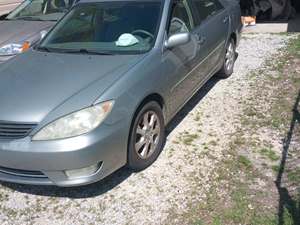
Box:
[162,0,201,116]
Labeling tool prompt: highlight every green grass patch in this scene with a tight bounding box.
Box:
[287,168,300,184]
[259,148,280,161]
[182,133,199,146]
[287,34,300,56]
[272,165,280,173]
[282,207,294,225]
[237,155,252,169]
[210,185,277,225]
[192,219,204,225]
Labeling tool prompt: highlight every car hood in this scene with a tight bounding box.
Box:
[0,50,145,122]
[0,20,54,46]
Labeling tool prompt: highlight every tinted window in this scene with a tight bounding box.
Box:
[192,0,224,24]
[39,1,162,54]
[168,1,192,35]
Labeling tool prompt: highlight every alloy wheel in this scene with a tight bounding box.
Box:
[135,111,161,159]
[225,42,235,72]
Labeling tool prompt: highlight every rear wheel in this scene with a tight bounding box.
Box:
[217,39,236,78]
[127,101,165,171]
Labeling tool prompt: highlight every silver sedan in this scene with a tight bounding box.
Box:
[0,0,242,186]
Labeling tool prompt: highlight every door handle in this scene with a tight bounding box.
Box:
[223,16,229,23]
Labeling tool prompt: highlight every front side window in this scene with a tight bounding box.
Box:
[38,1,162,54]
[6,0,76,21]
[168,1,192,36]
[191,0,224,24]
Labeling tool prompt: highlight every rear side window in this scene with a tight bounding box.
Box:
[191,0,224,25]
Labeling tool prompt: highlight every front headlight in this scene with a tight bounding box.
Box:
[32,101,114,141]
[0,42,30,56]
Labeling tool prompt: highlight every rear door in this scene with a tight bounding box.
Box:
[190,0,229,75]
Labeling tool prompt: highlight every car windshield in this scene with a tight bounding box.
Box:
[6,0,76,21]
[38,1,163,54]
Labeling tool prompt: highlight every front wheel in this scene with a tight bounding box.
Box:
[217,39,236,78]
[127,101,165,171]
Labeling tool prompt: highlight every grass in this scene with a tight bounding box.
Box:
[237,155,252,169]
[223,187,250,223]
[232,136,246,147]
[204,35,300,224]
[272,165,280,173]
[287,34,300,56]
[220,35,300,225]
[208,140,218,146]
[259,148,280,161]
[287,168,300,184]
[219,186,277,225]
[194,113,201,122]
[181,133,199,146]
[198,148,277,225]
[193,219,204,225]
[282,207,294,225]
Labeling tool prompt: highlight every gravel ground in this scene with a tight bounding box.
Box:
[0,34,291,225]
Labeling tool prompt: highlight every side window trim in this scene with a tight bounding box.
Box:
[165,1,175,35]
[182,0,194,30]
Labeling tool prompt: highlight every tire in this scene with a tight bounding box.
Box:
[127,101,165,171]
[217,38,236,78]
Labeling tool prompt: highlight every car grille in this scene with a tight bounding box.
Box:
[0,166,46,178]
[0,121,37,140]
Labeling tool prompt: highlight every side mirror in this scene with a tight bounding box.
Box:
[40,30,48,39]
[164,32,191,49]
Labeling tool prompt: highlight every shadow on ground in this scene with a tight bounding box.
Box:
[1,77,220,198]
[275,89,300,225]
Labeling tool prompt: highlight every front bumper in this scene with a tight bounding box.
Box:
[0,122,128,187]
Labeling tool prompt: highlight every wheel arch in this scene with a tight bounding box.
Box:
[139,93,165,111]
[126,92,166,164]
[130,93,166,130]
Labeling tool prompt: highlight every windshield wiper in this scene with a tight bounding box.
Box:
[36,47,115,55]
[63,49,114,55]
[36,46,51,52]
[15,16,43,21]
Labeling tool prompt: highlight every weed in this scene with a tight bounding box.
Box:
[287,168,300,184]
[259,148,280,161]
[237,155,252,169]
[182,134,199,146]
[272,165,280,173]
